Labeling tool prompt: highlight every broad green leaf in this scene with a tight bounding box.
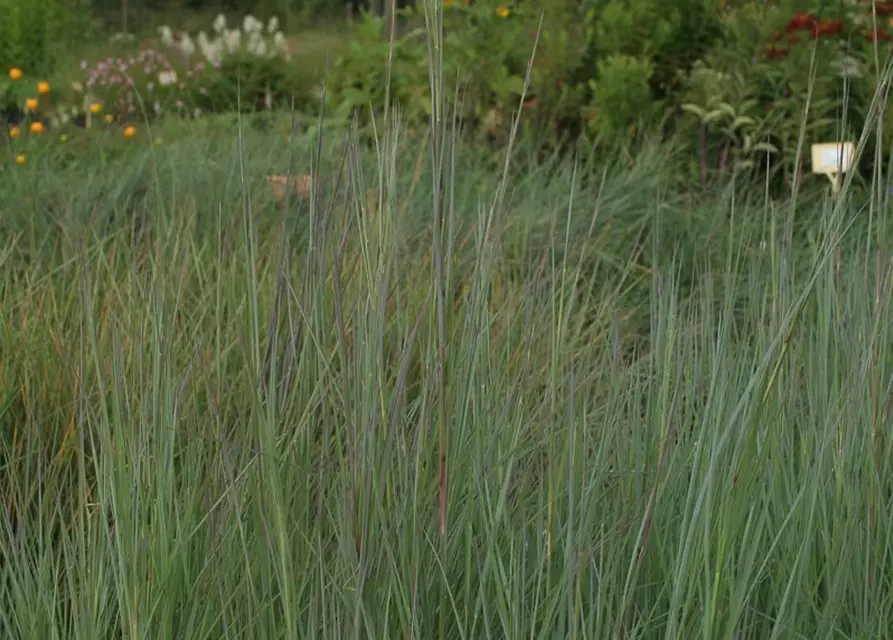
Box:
[752,142,779,154]
[716,102,736,118]
[682,103,708,120]
[704,109,728,124]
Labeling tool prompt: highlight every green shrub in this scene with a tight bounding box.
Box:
[144,13,307,116]
[569,0,724,148]
[584,54,655,143]
[0,0,92,75]
[325,15,420,123]
[327,1,541,140]
[676,1,893,192]
[324,0,726,149]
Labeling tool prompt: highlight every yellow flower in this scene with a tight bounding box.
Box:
[8,126,21,138]
[123,125,137,138]
[29,121,44,134]
[89,102,102,114]
[25,98,38,110]
[37,81,50,94]
[15,154,26,165]
[8,68,22,80]
[104,114,113,123]
[59,134,68,142]
[496,5,510,17]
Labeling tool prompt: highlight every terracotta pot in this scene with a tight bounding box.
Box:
[267,174,312,201]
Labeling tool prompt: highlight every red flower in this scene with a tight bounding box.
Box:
[864,27,891,41]
[816,19,844,36]
[765,45,790,59]
[523,98,538,109]
[785,11,818,33]
[803,19,845,39]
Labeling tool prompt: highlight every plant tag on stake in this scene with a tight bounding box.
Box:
[811,142,854,194]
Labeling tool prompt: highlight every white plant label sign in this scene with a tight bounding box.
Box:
[811,142,854,175]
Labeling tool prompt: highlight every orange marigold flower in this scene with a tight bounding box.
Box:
[123,125,137,138]
[25,98,38,110]
[15,154,26,165]
[495,5,509,17]
[8,126,21,138]
[8,68,22,80]
[37,81,50,94]
[30,121,44,134]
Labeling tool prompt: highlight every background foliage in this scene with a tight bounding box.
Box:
[4,0,893,194]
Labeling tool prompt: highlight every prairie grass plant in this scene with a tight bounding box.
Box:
[4,2,893,638]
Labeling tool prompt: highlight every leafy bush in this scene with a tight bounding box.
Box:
[79,46,212,122]
[0,0,93,75]
[327,1,539,140]
[150,13,306,115]
[325,0,726,149]
[11,0,893,195]
[585,54,655,144]
[172,14,308,113]
[71,13,310,123]
[677,1,893,191]
[569,0,724,149]
[0,67,142,172]
[1,67,51,124]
